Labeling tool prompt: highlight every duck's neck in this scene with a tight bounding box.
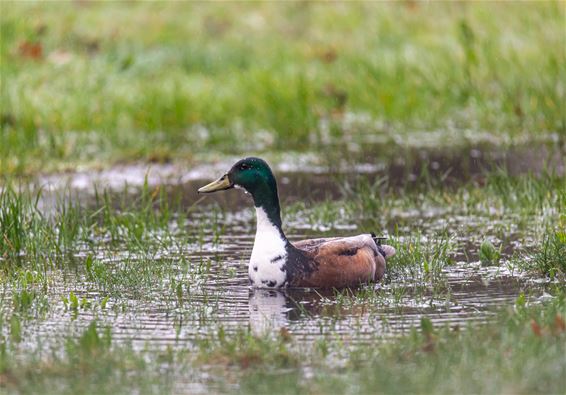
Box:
[249,180,284,238]
[254,206,286,244]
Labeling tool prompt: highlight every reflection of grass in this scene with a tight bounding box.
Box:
[1,2,564,174]
[2,294,564,394]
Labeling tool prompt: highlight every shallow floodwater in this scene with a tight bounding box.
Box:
[6,208,537,352]
[2,143,559,363]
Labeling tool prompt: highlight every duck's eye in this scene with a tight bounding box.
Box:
[239,163,251,171]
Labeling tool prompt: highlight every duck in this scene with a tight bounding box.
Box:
[197,157,395,289]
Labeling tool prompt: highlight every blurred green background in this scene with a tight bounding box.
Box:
[1,1,564,175]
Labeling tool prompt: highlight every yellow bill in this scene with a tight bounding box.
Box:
[197,174,233,193]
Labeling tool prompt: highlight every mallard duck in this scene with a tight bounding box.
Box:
[198,157,395,289]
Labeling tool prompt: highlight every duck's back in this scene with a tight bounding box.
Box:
[289,234,395,288]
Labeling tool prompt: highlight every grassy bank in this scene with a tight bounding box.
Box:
[1,1,564,175]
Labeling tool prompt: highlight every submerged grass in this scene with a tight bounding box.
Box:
[1,2,564,175]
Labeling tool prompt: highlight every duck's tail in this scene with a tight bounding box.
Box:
[379,244,396,258]
[371,233,396,259]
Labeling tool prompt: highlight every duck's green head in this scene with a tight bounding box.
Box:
[198,158,281,225]
[198,157,276,194]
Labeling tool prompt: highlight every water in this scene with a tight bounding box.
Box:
[2,206,541,354]
[6,228,532,354]
[1,143,559,358]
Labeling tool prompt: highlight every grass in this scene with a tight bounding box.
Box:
[235,293,566,395]
[196,327,300,370]
[1,169,563,296]
[0,181,194,271]
[352,294,564,394]
[0,168,563,393]
[479,239,501,266]
[2,169,562,283]
[1,1,564,175]
[286,170,564,271]
[2,292,564,394]
[520,229,566,280]
[1,320,171,395]
[288,168,566,225]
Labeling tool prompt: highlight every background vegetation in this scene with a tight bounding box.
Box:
[1,1,564,174]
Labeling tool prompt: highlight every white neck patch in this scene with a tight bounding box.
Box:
[248,207,288,288]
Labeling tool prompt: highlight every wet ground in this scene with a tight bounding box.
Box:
[3,142,562,362]
[37,141,564,193]
[19,265,535,350]
[3,205,543,355]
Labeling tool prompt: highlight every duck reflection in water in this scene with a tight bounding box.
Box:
[248,287,378,335]
[248,289,291,334]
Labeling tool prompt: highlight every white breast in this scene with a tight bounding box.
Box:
[248,207,287,288]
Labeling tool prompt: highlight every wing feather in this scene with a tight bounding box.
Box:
[291,234,391,288]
